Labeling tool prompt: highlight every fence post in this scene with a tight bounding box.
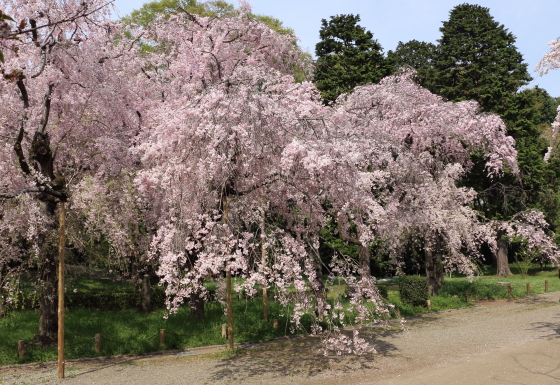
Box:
[526,283,531,296]
[545,280,549,293]
[464,291,469,303]
[159,329,165,347]
[272,319,278,329]
[508,284,512,299]
[426,299,431,311]
[18,340,25,358]
[95,333,101,353]
[222,324,227,338]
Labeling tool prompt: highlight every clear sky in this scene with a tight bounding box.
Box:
[111,0,560,97]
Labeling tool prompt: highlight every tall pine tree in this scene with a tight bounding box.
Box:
[432,3,531,114]
[314,14,392,103]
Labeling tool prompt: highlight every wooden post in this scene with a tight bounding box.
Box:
[260,191,269,323]
[17,340,25,358]
[95,333,101,353]
[545,280,549,293]
[272,319,278,329]
[508,284,512,299]
[226,269,234,350]
[464,291,469,303]
[526,283,531,296]
[223,194,234,351]
[426,299,431,311]
[57,201,66,380]
[222,324,227,338]
[159,329,165,347]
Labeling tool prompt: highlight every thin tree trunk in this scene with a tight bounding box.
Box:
[140,275,152,313]
[190,282,205,320]
[425,243,444,296]
[496,230,511,276]
[358,244,371,278]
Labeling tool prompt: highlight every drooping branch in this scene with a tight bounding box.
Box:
[0,185,66,201]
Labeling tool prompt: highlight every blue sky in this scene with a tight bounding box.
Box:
[112,0,560,97]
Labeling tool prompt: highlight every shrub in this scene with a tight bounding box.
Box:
[399,275,429,306]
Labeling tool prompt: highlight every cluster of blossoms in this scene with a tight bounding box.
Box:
[1,1,559,351]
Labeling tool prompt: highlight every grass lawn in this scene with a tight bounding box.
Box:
[1,264,558,365]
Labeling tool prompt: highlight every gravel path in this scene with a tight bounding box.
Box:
[1,292,559,385]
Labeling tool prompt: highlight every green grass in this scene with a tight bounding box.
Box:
[1,264,558,365]
[0,299,294,365]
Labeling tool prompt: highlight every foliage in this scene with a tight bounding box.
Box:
[314,14,392,103]
[432,3,531,114]
[398,275,429,306]
[386,40,437,89]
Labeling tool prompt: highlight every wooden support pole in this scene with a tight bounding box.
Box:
[545,280,549,293]
[226,269,234,350]
[426,299,431,311]
[18,340,25,358]
[95,333,101,353]
[464,291,469,303]
[223,194,234,351]
[526,283,531,296]
[159,329,165,347]
[260,190,269,323]
[508,284,512,299]
[57,201,66,380]
[222,324,227,338]
[272,319,278,329]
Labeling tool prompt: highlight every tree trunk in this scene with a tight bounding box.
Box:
[425,245,444,296]
[312,255,327,321]
[358,244,371,278]
[496,230,512,277]
[36,247,58,344]
[0,286,5,318]
[34,200,59,345]
[190,283,205,320]
[140,275,152,313]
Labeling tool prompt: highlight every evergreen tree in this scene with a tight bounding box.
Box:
[433,3,531,114]
[387,40,437,90]
[314,14,392,103]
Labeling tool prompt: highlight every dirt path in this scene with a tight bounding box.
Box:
[1,292,559,385]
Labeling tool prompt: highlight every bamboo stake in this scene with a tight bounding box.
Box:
[57,201,66,379]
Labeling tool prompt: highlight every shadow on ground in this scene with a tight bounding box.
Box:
[209,328,402,383]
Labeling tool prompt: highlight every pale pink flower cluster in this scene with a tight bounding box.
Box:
[1,1,558,355]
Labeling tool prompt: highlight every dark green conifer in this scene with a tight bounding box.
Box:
[314,14,392,103]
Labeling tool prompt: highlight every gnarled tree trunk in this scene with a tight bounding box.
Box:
[34,200,59,344]
[496,229,512,277]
